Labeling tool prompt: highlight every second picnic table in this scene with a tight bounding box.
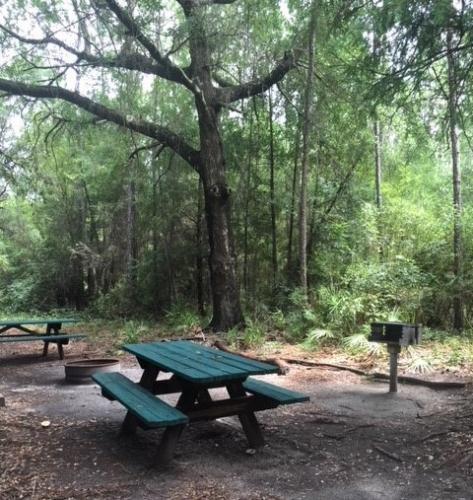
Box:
[0,319,85,359]
[93,340,309,464]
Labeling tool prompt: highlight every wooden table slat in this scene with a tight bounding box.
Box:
[173,340,278,372]
[124,341,277,383]
[158,342,248,378]
[124,343,215,381]
[170,341,278,374]
[143,342,245,381]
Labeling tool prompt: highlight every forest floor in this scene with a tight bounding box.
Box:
[0,333,472,500]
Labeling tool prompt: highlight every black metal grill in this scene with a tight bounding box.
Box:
[369,322,422,393]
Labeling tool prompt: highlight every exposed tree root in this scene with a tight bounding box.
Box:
[211,342,468,390]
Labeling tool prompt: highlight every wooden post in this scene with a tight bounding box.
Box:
[387,344,401,393]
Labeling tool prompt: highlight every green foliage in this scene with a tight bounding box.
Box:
[164,304,202,333]
[302,328,336,350]
[241,318,266,348]
[121,320,149,344]
[0,0,472,348]
[343,331,383,357]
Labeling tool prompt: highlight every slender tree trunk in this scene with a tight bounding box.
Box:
[243,107,253,294]
[374,120,382,209]
[125,172,138,295]
[287,119,300,284]
[268,89,278,290]
[186,4,244,331]
[152,155,159,310]
[298,6,316,297]
[447,27,464,331]
[83,181,99,301]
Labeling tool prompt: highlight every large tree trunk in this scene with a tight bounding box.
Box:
[447,27,464,331]
[199,113,244,331]
[186,4,244,331]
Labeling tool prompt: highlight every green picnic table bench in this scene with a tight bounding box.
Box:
[0,319,86,359]
[93,340,309,465]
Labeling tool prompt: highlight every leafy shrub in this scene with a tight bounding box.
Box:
[314,258,431,335]
[164,303,202,332]
[343,331,383,356]
[242,318,266,347]
[121,320,148,344]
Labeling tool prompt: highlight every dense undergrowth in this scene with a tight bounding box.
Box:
[6,296,471,376]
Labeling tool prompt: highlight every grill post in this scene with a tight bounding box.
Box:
[387,343,401,393]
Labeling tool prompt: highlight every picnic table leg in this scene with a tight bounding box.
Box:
[42,341,50,357]
[155,386,197,466]
[226,382,265,448]
[42,324,64,359]
[121,366,160,435]
[57,342,65,360]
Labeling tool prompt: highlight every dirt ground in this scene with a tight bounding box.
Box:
[0,339,472,500]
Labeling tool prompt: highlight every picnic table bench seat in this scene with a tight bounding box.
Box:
[242,377,310,405]
[0,319,83,359]
[93,372,189,429]
[0,334,86,343]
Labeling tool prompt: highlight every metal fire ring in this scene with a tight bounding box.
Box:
[64,358,120,384]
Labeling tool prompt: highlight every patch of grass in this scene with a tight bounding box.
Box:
[121,320,149,344]
[164,304,203,333]
[404,347,434,374]
[242,319,266,348]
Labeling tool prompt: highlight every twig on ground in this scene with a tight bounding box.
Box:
[414,430,454,444]
[323,423,376,440]
[372,443,403,463]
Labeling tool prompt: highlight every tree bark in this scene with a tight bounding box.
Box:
[374,120,382,210]
[268,89,278,290]
[185,4,244,330]
[298,6,316,298]
[243,105,253,294]
[447,27,464,331]
[287,118,300,284]
[196,177,206,316]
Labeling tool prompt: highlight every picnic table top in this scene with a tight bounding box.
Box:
[124,340,278,384]
[0,319,77,327]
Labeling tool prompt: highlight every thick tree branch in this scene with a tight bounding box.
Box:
[101,0,194,89]
[0,78,200,168]
[0,24,192,88]
[216,51,298,104]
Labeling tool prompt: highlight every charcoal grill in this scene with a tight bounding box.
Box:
[369,322,422,392]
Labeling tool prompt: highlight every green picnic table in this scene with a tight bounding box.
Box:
[0,319,85,359]
[93,340,309,465]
